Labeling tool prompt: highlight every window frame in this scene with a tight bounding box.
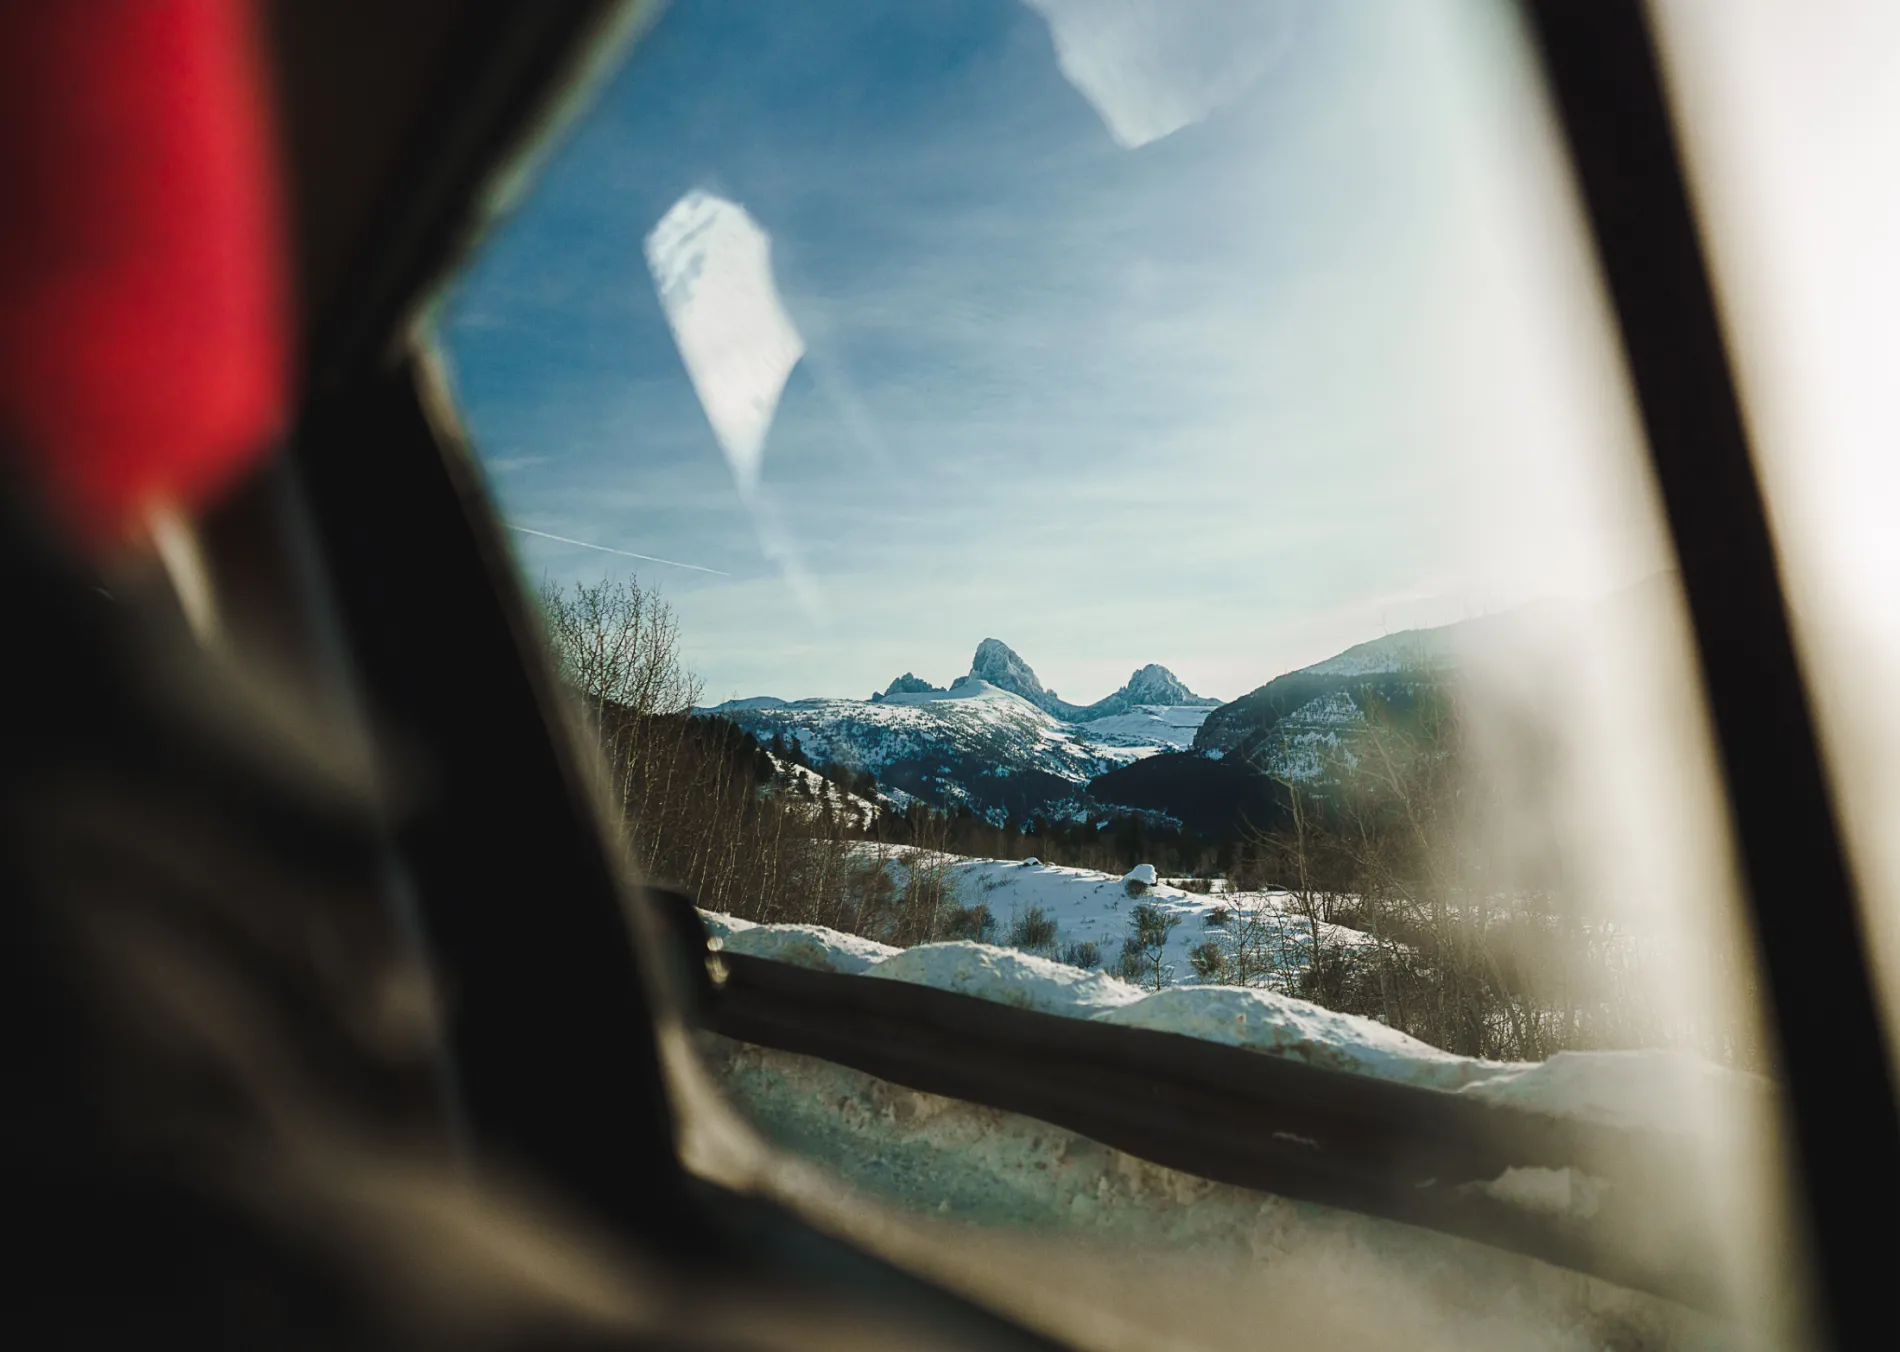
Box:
[260,1,1899,1345]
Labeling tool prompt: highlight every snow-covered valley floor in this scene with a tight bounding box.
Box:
[826,850,1372,990]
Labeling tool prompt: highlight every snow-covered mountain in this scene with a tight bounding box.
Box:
[955,638,1221,723]
[704,580,1676,837]
[701,641,1221,821]
[701,606,1613,828]
[708,677,1115,819]
[968,638,1065,713]
[702,624,1471,830]
[876,672,943,699]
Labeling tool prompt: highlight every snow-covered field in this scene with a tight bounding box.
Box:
[834,850,1370,989]
[1067,700,1210,751]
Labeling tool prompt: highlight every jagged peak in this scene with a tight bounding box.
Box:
[1122,663,1193,703]
[969,638,1057,703]
[873,671,944,701]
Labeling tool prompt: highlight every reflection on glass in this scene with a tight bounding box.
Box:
[643,189,805,496]
[442,1,1801,1347]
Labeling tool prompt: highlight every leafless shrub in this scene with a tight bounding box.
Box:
[1059,940,1100,970]
[943,902,997,942]
[1007,906,1058,952]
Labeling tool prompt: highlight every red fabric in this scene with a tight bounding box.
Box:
[0,0,290,547]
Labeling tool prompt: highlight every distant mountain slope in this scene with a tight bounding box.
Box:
[706,678,1127,819]
[1192,626,1455,764]
[1085,752,1290,837]
[1094,623,1472,832]
[1102,591,1672,830]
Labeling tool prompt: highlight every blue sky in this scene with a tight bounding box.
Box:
[441,0,1664,705]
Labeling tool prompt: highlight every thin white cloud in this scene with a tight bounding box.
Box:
[509,524,730,575]
[643,190,806,491]
[484,454,551,473]
[1022,0,1298,148]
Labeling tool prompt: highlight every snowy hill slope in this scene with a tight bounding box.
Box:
[769,755,883,829]
[714,850,1369,992]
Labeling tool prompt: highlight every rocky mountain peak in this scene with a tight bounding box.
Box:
[970,638,1057,705]
[1121,663,1197,706]
[872,672,945,701]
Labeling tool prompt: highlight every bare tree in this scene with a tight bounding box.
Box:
[539,575,878,933]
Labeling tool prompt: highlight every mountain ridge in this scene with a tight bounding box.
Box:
[864,638,1219,722]
[697,585,1671,834]
[702,639,1223,822]
[700,630,1451,826]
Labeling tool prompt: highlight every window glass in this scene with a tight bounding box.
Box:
[1652,0,1900,1081]
[440,1,1799,1346]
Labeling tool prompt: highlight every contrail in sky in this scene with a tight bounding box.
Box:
[509,525,730,576]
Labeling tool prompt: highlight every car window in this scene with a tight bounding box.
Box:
[437,2,1802,1347]
[1651,0,1900,1083]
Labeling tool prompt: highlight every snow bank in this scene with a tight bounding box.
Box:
[1094,986,1494,1090]
[1121,863,1158,887]
[697,910,757,943]
[867,942,1145,1017]
[1459,1048,1771,1136]
[705,908,1771,1134]
[718,921,900,974]
[721,917,1489,1094]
